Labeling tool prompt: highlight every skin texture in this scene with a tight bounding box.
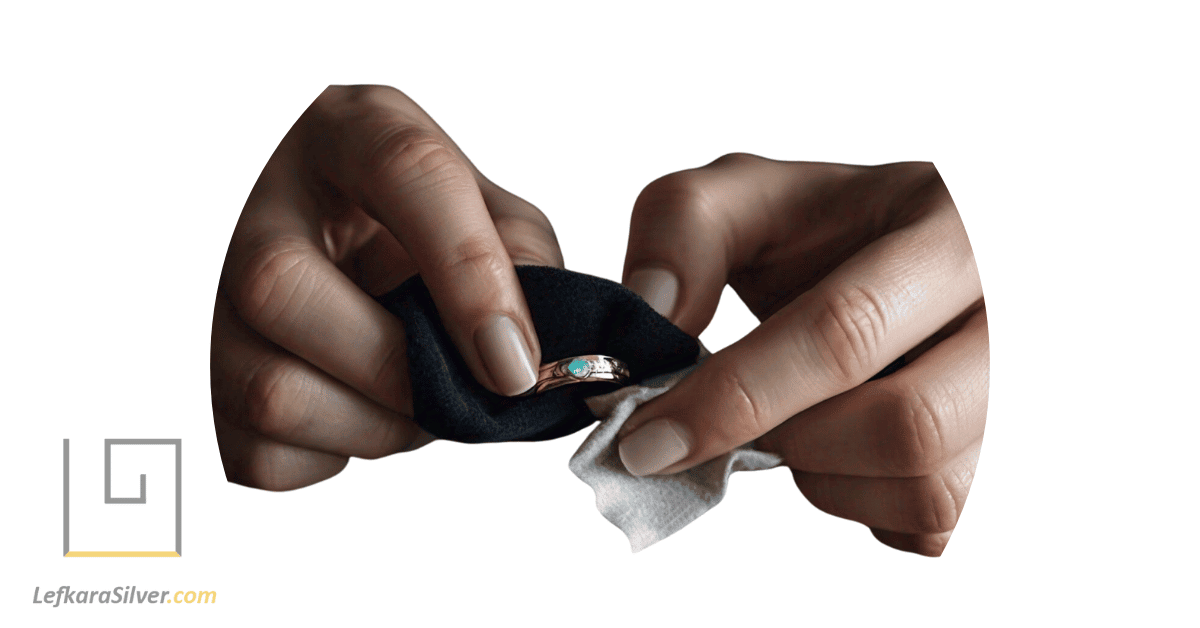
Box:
[211,85,987,556]
[211,85,563,491]
[616,156,988,556]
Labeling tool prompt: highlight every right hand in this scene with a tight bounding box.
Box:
[616,155,986,555]
[210,85,563,491]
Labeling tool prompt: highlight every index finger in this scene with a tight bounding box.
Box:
[308,86,540,397]
[617,184,982,476]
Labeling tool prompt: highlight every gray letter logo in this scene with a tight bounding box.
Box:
[62,439,182,557]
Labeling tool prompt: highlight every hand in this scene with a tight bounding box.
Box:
[211,85,562,490]
[616,155,986,556]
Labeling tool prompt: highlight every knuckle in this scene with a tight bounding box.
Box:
[493,213,560,263]
[313,84,402,115]
[439,231,508,283]
[215,411,345,492]
[806,285,889,385]
[886,160,938,179]
[353,442,390,461]
[358,420,408,460]
[232,236,320,330]
[707,357,773,443]
[875,529,952,557]
[308,85,344,118]
[343,83,401,102]
[869,160,940,188]
[708,151,763,167]
[908,160,941,184]
[910,531,952,557]
[362,124,468,193]
[496,207,555,238]
[881,386,953,476]
[366,340,406,410]
[632,170,717,229]
[242,449,311,492]
[907,472,967,534]
[792,470,830,507]
[243,356,306,440]
[478,179,555,228]
[237,454,285,491]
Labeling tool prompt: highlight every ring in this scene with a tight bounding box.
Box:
[523,355,631,395]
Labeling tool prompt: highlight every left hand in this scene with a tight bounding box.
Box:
[615,154,987,556]
[210,85,563,490]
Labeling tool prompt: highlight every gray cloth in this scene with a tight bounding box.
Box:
[568,353,783,552]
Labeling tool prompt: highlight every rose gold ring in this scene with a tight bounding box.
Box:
[522,355,630,395]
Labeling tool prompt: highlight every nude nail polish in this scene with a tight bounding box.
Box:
[618,418,692,476]
[626,268,679,320]
[475,314,538,396]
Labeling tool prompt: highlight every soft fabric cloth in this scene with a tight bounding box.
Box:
[377,266,907,550]
[569,349,906,552]
[375,266,700,443]
[569,354,784,552]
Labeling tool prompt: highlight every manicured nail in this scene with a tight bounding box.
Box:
[618,418,691,476]
[511,258,543,267]
[626,268,679,319]
[475,314,538,396]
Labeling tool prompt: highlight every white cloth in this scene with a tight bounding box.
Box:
[568,355,783,552]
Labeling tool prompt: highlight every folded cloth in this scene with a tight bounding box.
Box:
[569,349,784,552]
[376,266,905,550]
[569,347,906,551]
[375,266,699,443]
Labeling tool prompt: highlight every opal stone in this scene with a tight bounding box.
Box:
[567,359,590,377]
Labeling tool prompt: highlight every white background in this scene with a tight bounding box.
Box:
[3,1,1197,625]
[69,443,178,552]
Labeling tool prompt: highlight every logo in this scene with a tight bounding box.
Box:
[62,439,182,557]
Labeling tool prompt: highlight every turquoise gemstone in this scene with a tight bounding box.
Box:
[567,359,590,377]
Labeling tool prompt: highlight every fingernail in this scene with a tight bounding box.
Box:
[511,257,543,267]
[626,268,679,319]
[618,418,692,476]
[475,314,538,396]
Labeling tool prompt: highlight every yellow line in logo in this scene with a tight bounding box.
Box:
[65,551,181,557]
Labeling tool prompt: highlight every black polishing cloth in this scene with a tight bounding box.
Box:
[375,266,700,443]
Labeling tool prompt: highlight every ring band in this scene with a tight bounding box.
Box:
[523,355,631,395]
